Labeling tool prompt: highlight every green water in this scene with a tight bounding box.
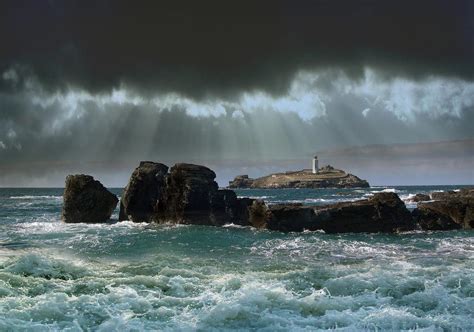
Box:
[0,187,472,331]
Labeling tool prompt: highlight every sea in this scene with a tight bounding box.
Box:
[0,185,472,331]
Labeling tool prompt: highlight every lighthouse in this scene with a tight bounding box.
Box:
[312,156,319,173]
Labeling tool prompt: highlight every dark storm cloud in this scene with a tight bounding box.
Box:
[1,1,473,186]
[0,77,473,186]
[1,0,473,98]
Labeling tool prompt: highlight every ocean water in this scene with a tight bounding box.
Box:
[0,186,473,331]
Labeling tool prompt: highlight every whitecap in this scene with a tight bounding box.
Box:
[371,188,399,194]
[237,195,274,199]
[222,223,249,229]
[9,195,63,200]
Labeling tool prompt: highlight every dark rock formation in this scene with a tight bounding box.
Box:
[430,191,456,200]
[233,197,255,226]
[430,189,473,201]
[228,175,254,188]
[120,162,253,226]
[116,162,470,233]
[118,162,415,233]
[62,175,118,223]
[228,166,369,189]
[413,189,474,230]
[211,190,254,226]
[160,164,256,225]
[266,204,316,232]
[410,193,431,202]
[266,193,414,233]
[159,163,222,225]
[119,161,169,222]
[248,200,271,228]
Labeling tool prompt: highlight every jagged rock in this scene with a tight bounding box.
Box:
[267,204,316,232]
[233,197,255,226]
[210,190,254,226]
[266,193,414,233]
[159,163,221,225]
[119,161,169,222]
[410,193,431,202]
[228,167,369,189]
[62,175,118,223]
[431,191,456,200]
[119,162,255,226]
[248,200,272,228]
[413,189,474,230]
[430,189,474,201]
[228,175,254,188]
[118,162,451,234]
[211,189,238,222]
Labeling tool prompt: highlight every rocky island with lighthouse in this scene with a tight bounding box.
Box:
[61,160,474,232]
[228,156,370,189]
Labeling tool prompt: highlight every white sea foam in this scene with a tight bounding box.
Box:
[222,223,251,229]
[371,188,399,193]
[0,237,472,331]
[9,195,63,200]
[304,198,329,202]
[269,197,364,206]
[1,188,473,330]
[400,193,418,209]
[237,195,274,200]
[354,189,367,193]
[399,193,435,209]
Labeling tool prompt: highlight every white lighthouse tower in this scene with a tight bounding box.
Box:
[312,155,319,174]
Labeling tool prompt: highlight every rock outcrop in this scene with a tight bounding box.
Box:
[248,200,272,228]
[228,166,369,189]
[410,193,431,202]
[119,161,169,222]
[266,204,316,232]
[266,192,414,233]
[67,162,472,234]
[228,175,254,188]
[119,162,252,225]
[159,163,225,225]
[117,163,414,232]
[412,189,474,230]
[430,191,457,201]
[62,175,118,223]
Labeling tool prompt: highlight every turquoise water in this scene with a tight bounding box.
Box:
[0,186,473,331]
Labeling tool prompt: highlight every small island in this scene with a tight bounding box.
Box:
[228,156,369,189]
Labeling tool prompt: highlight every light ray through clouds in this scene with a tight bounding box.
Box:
[1,67,473,186]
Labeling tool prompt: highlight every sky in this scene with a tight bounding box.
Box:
[0,0,473,186]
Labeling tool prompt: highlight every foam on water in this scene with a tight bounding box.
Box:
[370,188,403,194]
[237,195,274,200]
[0,186,473,330]
[9,196,63,200]
[0,236,472,331]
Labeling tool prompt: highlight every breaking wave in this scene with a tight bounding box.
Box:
[9,195,63,200]
[0,186,472,330]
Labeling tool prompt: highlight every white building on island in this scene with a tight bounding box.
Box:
[312,155,319,173]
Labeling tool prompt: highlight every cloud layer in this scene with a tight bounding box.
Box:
[0,1,473,185]
[1,68,473,167]
[1,1,473,98]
